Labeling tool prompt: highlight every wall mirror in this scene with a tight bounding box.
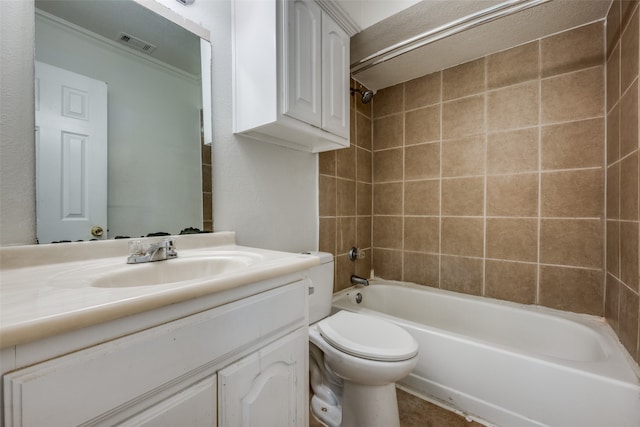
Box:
[34,0,212,243]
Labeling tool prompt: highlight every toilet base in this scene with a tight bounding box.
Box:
[310,394,341,427]
[340,381,400,427]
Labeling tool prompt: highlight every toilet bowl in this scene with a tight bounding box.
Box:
[306,253,419,427]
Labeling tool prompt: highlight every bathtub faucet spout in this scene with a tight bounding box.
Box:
[351,275,369,287]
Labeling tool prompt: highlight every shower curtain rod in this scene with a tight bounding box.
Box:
[350,0,553,75]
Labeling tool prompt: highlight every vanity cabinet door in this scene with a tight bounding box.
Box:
[218,327,308,427]
[284,0,322,127]
[117,375,217,427]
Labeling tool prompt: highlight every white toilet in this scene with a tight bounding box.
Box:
[307,252,418,427]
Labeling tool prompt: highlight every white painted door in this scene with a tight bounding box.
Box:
[218,327,308,427]
[284,0,322,127]
[35,61,108,243]
[321,11,350,138]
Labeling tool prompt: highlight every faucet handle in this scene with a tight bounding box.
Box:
[348,247,366,262]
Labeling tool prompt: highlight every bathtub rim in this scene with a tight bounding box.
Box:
[332,279,640,384]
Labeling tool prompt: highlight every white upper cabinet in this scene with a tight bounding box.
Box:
[233,0,350,153]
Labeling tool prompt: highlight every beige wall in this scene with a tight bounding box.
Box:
[605,0,640,365]
[319,82,373,288]
[323,2,639,368]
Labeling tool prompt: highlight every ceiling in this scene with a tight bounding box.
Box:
[35,0,201,76]
[340,0,613,90]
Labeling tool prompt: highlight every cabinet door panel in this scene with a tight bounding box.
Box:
[321,12,350,139]
[118,375,216,427]
[218,327,308,427]
[284,0,321,127]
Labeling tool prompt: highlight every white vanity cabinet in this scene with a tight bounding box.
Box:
[2,280,308,427]
[233,0,350,153]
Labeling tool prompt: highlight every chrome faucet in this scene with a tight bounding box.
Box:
[127,238,178,264]
[350,275,369,287]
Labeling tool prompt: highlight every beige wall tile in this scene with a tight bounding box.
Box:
[441,217,484,257]
[404,217,439,252]
[620,152,638,221]
[605,274,621,332]
[440,255,483,295]
[607,45,620,112]
[487,41,539,89]
[607,163,620,219]
[372,248,402,280]
[373,114,403,150]
[539,265,604,315]
[335,254,356,292]
[356,147,372,183]
[442,177,484,216]
[373,148,403,182]
[622,1,639,28]
[357,182,372,216]
[357,216,372,250]
[404,72,441,110]
[619,284,640,360]
[350,99,356,143]
[540,169,604,218]
[405,143,440,180]
[373,216,403,249]
[486,218,538,262]
[443,58,486,100]
[485,260,537,304]
[487,129,538,174]
[319,150,336,176]
[337,217,356,254]
[319,217,336,254]
[620,221,639,290]
[403,252,439,286]
[541,66,604,124]
[319,175,336,217]
[540,219,603,268]
[356,113,372,150]
[337,179,356,216]
[337,144,356,180]
[355,251,372,280]
[404,180,440,216]
[374,182,403,215]
[621,7,639,92]
[620,80,639,157]
[442,136,485,177]
[607,0,622,56]
[373,84,403,118]
[607,105,621,165]
[541,118,604,170]
[541,22,604,77]
[405,105,440,145]
[486,173,538,217]
[607,220,620,276]
[442,95,485,139]
[487,81,539,131]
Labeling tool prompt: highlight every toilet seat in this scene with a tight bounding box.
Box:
[317,311,418,362]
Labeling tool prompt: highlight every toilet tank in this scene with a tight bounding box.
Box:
[307,252,334,324]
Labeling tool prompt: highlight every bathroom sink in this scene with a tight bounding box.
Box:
[49,251,264,289]
[92,256,253,288]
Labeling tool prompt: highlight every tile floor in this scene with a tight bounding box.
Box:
[309,388,484,427]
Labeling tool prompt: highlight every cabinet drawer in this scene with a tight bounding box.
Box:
[3,281,306,427]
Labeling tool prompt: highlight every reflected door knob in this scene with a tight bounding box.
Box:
[91,226,104,237]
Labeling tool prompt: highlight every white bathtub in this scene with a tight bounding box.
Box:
[332,280,640,427]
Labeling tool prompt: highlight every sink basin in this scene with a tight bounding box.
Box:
[93,256,252,288]
[49,251,264,289]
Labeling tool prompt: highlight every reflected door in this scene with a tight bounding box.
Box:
[35,61,108,243]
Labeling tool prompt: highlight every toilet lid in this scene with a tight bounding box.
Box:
[317,311,418,362]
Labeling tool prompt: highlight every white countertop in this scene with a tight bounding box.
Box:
[0,232,318,348]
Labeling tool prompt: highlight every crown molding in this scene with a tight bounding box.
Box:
[315,0,360,37]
